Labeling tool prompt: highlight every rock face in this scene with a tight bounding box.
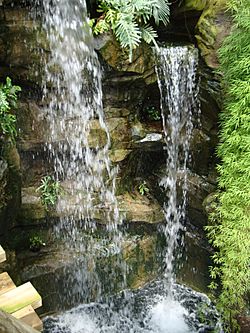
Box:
[0,309,39,333]
[177,0,231,69]
[0,0,225,234]
[0,0,230,317]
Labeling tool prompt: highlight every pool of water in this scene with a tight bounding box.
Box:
[43,280,222,333]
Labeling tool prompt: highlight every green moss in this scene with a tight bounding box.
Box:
[182,0,207,11]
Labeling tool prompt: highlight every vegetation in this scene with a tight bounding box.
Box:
[29,235,46,252]
[37,176,62,209]
[144,106,161,121]
[90,0,170,61]
[0,77,21,143]
[138,181,149,196]
[206,0,250,328]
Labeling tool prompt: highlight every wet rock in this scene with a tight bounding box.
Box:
[186,171,216,229]
[118,192,165,224]
[0,7,46,85]
[109,149,132,163]
[20,187,46,222]
[202,192,219,216]
[14,231,164,312]
[97,34,156,85]
[0,142,21,234]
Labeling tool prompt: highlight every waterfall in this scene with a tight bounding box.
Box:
[39,0,121,240]
[38,0,123,305]
[155,46,199,290]
[40,0,119,232]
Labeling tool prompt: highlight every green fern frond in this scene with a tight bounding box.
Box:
[114,13,141,49]
[140,24,158,45]
[152,0,170,26]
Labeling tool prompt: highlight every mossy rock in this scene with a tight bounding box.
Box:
[195,0,232,68]
[97,33,156,85]
[118,192,165,224]
[181,0,207,12]
[19,187,46,222]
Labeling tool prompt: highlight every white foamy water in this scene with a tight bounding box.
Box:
[155,46,199,289]
[148,298,191,333]
[43,281,222,333]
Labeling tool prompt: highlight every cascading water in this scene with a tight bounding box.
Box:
[41,34,222,330]
[155,45,199,291]
[41,0,119,232]
[35,1,222,328]
[38,0,124,306]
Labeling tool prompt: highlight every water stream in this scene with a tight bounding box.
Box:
[36,1,221,331]
[41,0,119,233]
[39,0,124,306]
[155,46,199,292]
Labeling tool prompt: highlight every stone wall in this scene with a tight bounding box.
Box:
[0,0,232,237]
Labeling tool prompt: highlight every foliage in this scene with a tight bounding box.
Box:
[37,176,62,209]
[145,106,161,121]
[206,0,250,327]
[29,235,46,252]
[0,77,21,143]
[91,0,170,61]
[138,181,149,196]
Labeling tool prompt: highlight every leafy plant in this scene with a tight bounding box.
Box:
[37,176,62,209]
[91,0,170,61]
[29,235,46,252]
[145,106,161,121]
[206,0,250,328]
[138,181,149,195]
[0,77,21,143]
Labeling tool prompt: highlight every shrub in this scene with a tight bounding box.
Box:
[206,0,250,328]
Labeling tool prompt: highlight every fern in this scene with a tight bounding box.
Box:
[140,24,158,45]
[90,0,170,61]
[152,0,170,26]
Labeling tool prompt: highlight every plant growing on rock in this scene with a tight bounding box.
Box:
[90,0,170,61]
[29,235,46,252]
[0,77,21,143]
[145,106,161,121]
[37,176,62,209]
[138,181,149,196]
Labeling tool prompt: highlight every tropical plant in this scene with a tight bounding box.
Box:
[37,175,62,209]
[206,0,250,329]
[0,77,21,143]
[90,0,170,61]
[138,181,149,195]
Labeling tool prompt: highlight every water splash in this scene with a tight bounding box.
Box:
[155,46,199,289]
